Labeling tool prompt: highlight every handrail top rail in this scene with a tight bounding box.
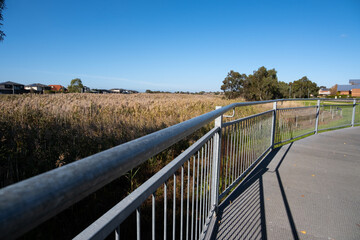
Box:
[0,97,358,239]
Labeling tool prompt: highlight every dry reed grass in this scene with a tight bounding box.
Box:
[0,93,305,239]
[0,93,253,186]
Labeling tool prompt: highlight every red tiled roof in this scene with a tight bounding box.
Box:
[49,85,65,91]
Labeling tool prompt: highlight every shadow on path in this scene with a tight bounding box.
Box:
[213,142,298,240]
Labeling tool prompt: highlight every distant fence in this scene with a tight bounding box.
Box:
[0,98,359,240]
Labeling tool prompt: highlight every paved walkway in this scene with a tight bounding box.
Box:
[213,127,360,240]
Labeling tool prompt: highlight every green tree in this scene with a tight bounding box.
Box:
[220,70,247,99]
[291,76,319,98]
[244,66,278,101]
[277,81,290,99]
[0,0,5,41]
[67,78,84,93]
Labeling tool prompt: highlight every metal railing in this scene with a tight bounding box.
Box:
[0,98,359,240]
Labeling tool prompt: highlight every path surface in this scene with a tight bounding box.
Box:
[213,127,360,240]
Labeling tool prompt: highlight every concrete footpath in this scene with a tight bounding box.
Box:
[213,127,360,240]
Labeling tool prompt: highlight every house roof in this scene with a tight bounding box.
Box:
[49,85,65,91]
[337,84,360,91]
[319,88,330,91]
[349,79,360,84]
[0,81,24,86]
[26,83,49,87]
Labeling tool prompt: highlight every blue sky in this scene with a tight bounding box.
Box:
[0,0,359,92]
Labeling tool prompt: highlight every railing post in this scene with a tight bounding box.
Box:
[315,99,320,133]
[271,101,277,149]
[211,106,222,215]
[352,99,356,127]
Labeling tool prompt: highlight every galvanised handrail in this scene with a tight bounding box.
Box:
[0,98,358,239]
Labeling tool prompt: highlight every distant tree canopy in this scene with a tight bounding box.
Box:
[244,67,279,101]
[221,66,319,100]
[220,70,247,99]
[0,0,5,41]
[68,78,84,93]
[291,76,319,98]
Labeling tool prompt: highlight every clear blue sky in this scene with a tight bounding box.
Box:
[0,0,359,92]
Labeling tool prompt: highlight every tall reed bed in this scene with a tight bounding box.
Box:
[0,93,244,186]
[0,93,272,239]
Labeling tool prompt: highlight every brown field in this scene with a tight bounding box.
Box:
[0,93,258,186]
[0,93,307,239]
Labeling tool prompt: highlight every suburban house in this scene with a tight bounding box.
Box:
[109,88,125,93]
[318,88,331,96]
[82,86,91,93]
[337,79,360,97]
[91,89,110,94]
[25,83,51,93]
[0,81,27,94]
[49,85,67,92]
[109,88,139,94]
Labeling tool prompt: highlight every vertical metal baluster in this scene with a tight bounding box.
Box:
[206,139,210,222]
[203,141,209,226]
[282,110,285,141]
[315,100,320,133]
[228,125,233,185]
[239,121,243,177]
[260,116,263,151]
[202,143,207,229]
[152,193,156,240]
[191,156,195,240]
[194,152,200,240]
[231,124,236,183]
[287,110,290,141]
[254,117,257,161]
[279,110,283,142]
[225,126,230,189]
[199,146,204,235]
[257,117,260,156]
[208,137,212,216]
[186,160,190,240]
[237,122,242,177]
[261,116,264,150]
[234,123,238,183]
[232,123,237,181]
[260,116,263,153]
[115,226,120,240]
[173,174,176,240]
[181,165,184,240]
[243,120,247,171]
[279,110,282,142]
[246,119,250,170]
[252,118,256,164]
[238,122,242,177]
[136,208,140,240]
[249,118,252,166]
[254,117,257,160]
[207,137,212,217]
[352,100,356,127]
[234,122,239,180]
[260,116,264,152]
[240,121,244,175]
[270,113,273,144]
[164,182,167,240]
[220,128,225,193]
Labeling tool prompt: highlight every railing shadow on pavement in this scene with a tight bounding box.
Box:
[210,142,296,240]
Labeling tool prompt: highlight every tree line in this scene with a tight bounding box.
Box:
[221,66,319,100]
